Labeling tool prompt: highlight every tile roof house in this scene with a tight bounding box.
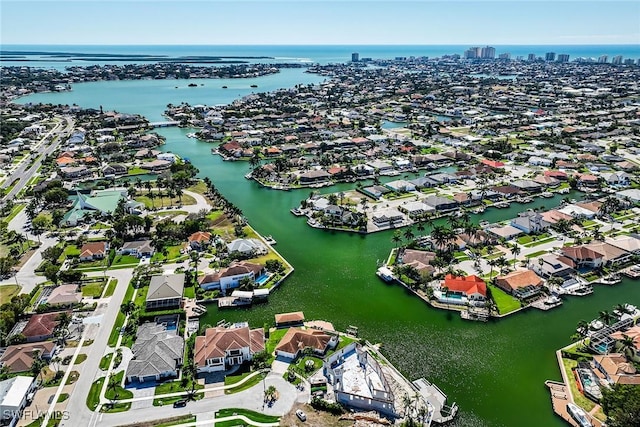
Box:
[531,254,575,279]
[194,326,264,373]
[439,274,487,306]
[117,240,154,258]
[274,328,337,360]
[510,211,550,234]
[0,341,56,373]
[188,231,212,250]
[146,274,185,310]
[606,236,640,255]
[560,246,605,269]
[592,353,640,385]
[198,261,265,292]
[44,284,81,307]
[583,242,632,266]
[495,269,544,299]
[79,241,109,261]
[275,311,305,328]
[226,238,267,256]
[19,312,68,342]
[126,323,184,383]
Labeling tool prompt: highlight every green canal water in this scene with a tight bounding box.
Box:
[17,82,640,427]
[156,127,640,427]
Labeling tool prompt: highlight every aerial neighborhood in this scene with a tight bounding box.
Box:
[0,46,639,427]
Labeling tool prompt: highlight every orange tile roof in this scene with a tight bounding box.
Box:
[275,328,331,355]
[275,311,305,325]
[443,274,487,297]
[496,269,543,291]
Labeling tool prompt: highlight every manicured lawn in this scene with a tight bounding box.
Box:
[150,245,184,262]
[153,415,197,427]
[524,236,556,247]
[215,408,279,423]
[127,166,147,175]
[81,281,105,297]
[108,312,126,347]
[188,181,208,195]
[102,402,131,413]
[75,353,87,365]
[265,328,288,354]
[488,284,521,315]
[206,210,224,222]
[104,279,118,297]
[105,371,133,400]
[4,203,25,222]
[57,393,69,403]
[154,392,203,407]
[61,244,81,260]
[155,379,203,396]
[526,250,550,258]
[65,371,79,385]
[562,358,596,412]
[0,285,20,301]
[86,377,105,410]
[184,286,195,299]
[224,371,266,395]
[99,353,113,370]
[90,222,112,230]
[111,255,140,267]
[135,193,196,209]
[290,356,323,378]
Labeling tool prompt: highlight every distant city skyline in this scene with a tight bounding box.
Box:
[1,1,639,46]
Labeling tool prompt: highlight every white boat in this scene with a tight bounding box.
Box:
[479,220,490,227]
[541,192,553,198]
[264,235,276,245]
[544,294,562,306]
[596,274,621,285]
[186,133,197,138]
[494,201,510,208]
[566,403,592,427]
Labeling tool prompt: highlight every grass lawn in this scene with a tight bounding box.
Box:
[65,371,79,385]
[524,236,556,247]
[57,393,69,403]
[105,371,133,400]
[153,415,197,427]
[0,284,20,301]
[4,203,25,222]
[127,166,147,175]
[215,408,279,423]
[526,250,550,258]
[86,377,105,411]
[266,328,288,354]
[488,284,521,315]
[102,402,131,413]
[81,281,105,297]
[206,210,224,222]
[99,353,113,370]
[135,193,196,209]
[150,245,184,262]
[61,244,81,260]
[184,286,195,299]
[224,371,266,395]
[104,279,118,297]
[154,392,203,407]
[108,312,126,347]
[111,255,140,267]
[562,358,596,412]
[90,222,112,230]
[75,354,87,365]
[290,356,323,378]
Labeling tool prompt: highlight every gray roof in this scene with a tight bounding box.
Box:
[127,323,184,378]
[147,274,185,302]
[227,238,266,254]
[121,240,154,253]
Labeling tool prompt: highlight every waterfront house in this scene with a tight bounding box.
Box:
[194,325,264,373]
[424,195,458,212]
[560,246,604,270]
[439,274,487,306]
[510,211,550,234]
[146,274,184,311]
[275,311,305,328]
[79,241,108,261]
[298,169,331,184]
[385,180,415,193]
[274,328,337,360]
[198,261,265,292]
[140,159,171,172]
[487,225,523,240]
[606,236,640,255]
[126,323,183,383]
[592,353,640,385]
[616,188,640,204]
[102,164,127,177]
[512,179,543,194]
[117,240,154,258]
[398,201,434,218]
[531,254,575,280]
[399,249,436,276]
[601,171,631,187]
[0,342,56,373]
[371,208,404,227]
[495,269,544,299]
[226,238,267,256]
[558,204,597,219]
[583,242,632,266]
[188,231,212,251]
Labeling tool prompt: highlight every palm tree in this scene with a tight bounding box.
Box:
[487,258,498,281]
[614,303,633,317]
[576,320,590,337]
[403,227,415,243]
[618,334,637,359]
[510,243,521,265]
[391,230,402,247]
[120,301,136,316]
[598,310,615,326]
[30,349,47,384]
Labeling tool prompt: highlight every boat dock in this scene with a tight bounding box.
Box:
[622,265,640,278]
[460,307,489,322]
[531,295,563,311]
[413,378,458,424]
[545,381,603,427]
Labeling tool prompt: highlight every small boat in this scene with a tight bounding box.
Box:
[222,85,228,89]
[567,403,592,427]
[188,83,197,87]
[596,274,621,285]
[494,201,510,208]
[479,220,490,227]
[264,235,276,245]
[517,196,533,203]
[250,84,258,88]
[186,133,197,138]
[541,192,553,198]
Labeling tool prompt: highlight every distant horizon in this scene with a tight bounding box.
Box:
[2,43,639,47]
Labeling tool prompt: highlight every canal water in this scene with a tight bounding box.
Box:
[17,81,640,427]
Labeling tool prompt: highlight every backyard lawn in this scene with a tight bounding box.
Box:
[81,281,105,297]
[150,245,184,262]
[135,193,196,209]
[0,284,20,301]
[265,328,288,354]
[111,255,140,267]
[488,284,521,315]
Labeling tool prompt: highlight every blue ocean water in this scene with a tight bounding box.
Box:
[2,44,639,69]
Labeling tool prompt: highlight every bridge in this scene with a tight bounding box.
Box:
[149,121,180,128]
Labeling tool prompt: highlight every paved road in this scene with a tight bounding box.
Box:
[1,116,73,201]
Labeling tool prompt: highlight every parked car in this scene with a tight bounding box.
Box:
[296,409,306,421]
[173,400,187,408]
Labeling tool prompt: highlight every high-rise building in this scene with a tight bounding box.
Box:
[545,52,556,61]
[464,47,479,59]
[598,55,608,63]
[624,58,635,65]
[557,54,570,63]
[612,55,623,65]
[481,46,496,59]
[351,52,359,62]
[498,52,511,60]
[527,53,537,61]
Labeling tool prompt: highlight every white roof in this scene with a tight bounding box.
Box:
[558,204,596,218]
[0,376,33,408]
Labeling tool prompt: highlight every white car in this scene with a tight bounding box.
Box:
[295,409,306,421]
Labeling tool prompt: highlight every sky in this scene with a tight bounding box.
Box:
[1,0,639,45]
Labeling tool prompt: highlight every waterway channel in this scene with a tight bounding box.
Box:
[17,80,640,427]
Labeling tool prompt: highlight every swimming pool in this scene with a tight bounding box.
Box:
[256,273,270,285]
